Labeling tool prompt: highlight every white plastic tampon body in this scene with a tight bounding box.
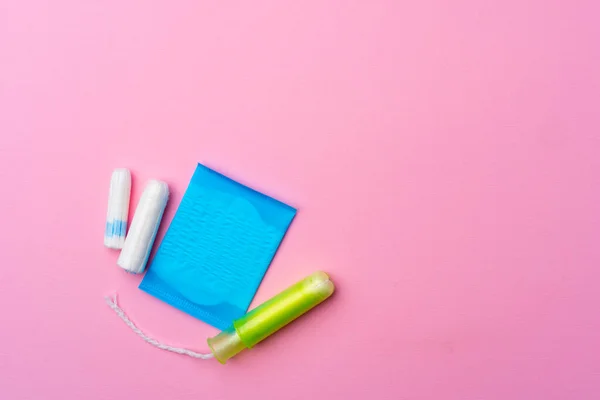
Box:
[117,180,169,274]
[104,168,131,249]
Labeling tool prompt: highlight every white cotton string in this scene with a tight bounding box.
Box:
[105,294,214,360]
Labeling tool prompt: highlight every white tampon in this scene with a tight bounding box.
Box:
[117,180,169,274]
[104,168,131,249]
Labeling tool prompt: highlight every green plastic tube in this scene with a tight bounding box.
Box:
[207,271,335,364]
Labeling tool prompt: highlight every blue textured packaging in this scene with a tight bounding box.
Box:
[139,163,296,329]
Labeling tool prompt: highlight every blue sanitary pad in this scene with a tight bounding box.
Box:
[139,163,296,330]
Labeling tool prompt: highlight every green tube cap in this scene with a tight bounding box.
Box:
[207,271,334,364]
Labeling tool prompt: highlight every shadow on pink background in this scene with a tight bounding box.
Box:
[1,1,599,399]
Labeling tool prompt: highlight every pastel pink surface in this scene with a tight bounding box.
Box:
[1,1,599,399]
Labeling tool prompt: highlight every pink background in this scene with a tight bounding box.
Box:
[1,1,599,399]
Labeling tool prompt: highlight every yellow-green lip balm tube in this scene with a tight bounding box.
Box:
[207,271,334,364]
